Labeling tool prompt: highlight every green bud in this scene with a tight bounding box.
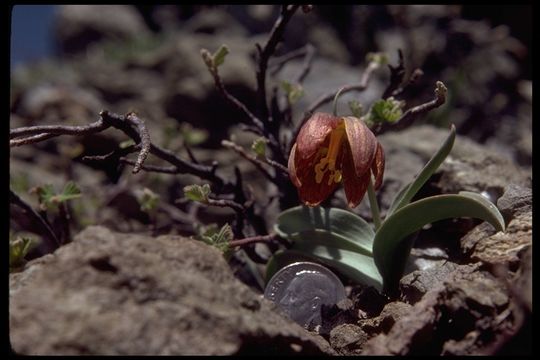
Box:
[184,183,211,203]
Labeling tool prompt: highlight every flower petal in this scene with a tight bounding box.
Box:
[288,143,302,187]
[297,167,340,206]
[343,116,377,177]
[371,142,385,190]
[341,146,371,208]
[296,113,341,162]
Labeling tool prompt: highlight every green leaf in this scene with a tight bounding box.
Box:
[281,81,304,104]
[367,97,404,124]
[184,184,211,203]
[59,181,82,202]
[199,223,233,258]
[348,100,363,118]
[386,124,456,217]
[10,236,35,269]
[119,139,135,149]
[373,192,506,293]
[267,247,383,292]
[366,52,388,66]
[138,187,160,213]
[251,137,268,158]
[213,45,229,67]
[180,123,208,146]
[274,206,375,256]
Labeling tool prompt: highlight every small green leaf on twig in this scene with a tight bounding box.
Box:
[213,45,229,67]
[180,123,208,146]
[184,184,211,203]
[367,97,405,124]
[10,235,36,270]
[196,223,234,258]
[137,187,160,213]
[31,181,82,211]
[251,137,268,158]
[119,139,135,149]
[348,100,364,118]
[281,81,304,104]
[366,52,388,66]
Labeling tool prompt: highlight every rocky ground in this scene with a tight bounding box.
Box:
[10,5,531,355]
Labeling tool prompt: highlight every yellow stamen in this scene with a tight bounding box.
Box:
[315,121,345,184]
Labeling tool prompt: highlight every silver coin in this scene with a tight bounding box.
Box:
[264,261,346,329]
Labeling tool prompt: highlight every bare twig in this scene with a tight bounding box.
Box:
[207,197,245,213]
[9,117,108,139]
[119,158,179,174]
[294,43,316,84]
[125,112,151,174]
[300,59,380,123]
[229,233,278,248]
[391,68,424,98]
[10,189,60,251]
[373,81,448,136]
[221,140,275,182]
[269,43,314,78]
[382,49,405,99]
[265,158,289,175]
[255,5,301,122]
[10,133,61,147]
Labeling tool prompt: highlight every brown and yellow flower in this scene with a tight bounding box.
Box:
[288,112,384,208]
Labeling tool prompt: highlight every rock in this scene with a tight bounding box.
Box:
[360,301,413,335]
[496,184,532,220]
[361,264,514,355]
[183,8,248,36]
[329,324,368,355]
[460,184,532,266]
[376,125,531,215]
[10,226,334,355]
[399,261,459,304]
[55,5,150,55]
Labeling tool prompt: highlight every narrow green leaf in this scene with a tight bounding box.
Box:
[268,245,383,291]
[386,124,456,217]
[374,192,506,293]
[274,206,375,255]
[265,250,314,283]
[213,45,229,67]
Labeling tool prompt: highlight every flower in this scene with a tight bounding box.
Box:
[288,112,384,208]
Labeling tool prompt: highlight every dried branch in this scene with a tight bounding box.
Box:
[124,112,151,173]
[391,68,424,98]
[9,117,108,139]
[10,133,61,147]
[269,43,314,77]
[119,158,179,174]
[382,49,405,99]
[255,5,301,122]
[221,140,275,183]
[301,59,380,123]
[294,43,316,84]
[373,81,448,136]
[229,233,278,248]
[206,197,245,213]
[10,189,60,251]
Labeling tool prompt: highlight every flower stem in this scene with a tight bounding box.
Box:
[367,174,382,230]
[332,86,346,116]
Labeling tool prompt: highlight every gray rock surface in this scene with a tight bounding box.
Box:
[461,183,532,266]
[10,226,334,355]
[55,5,150,55]
[361,264,513,355]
